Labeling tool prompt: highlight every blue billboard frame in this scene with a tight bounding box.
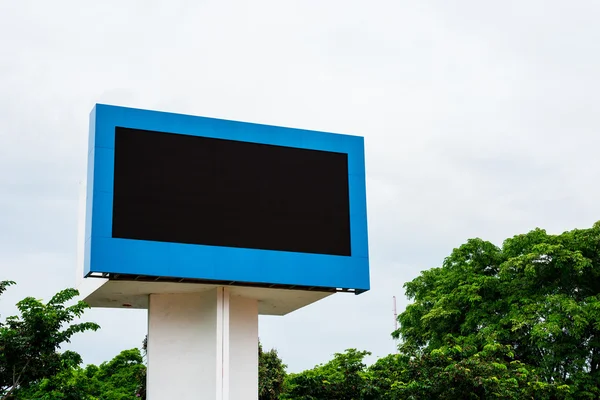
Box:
[84,104,369,292]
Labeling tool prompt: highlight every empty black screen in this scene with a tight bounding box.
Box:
[112,127,351,256]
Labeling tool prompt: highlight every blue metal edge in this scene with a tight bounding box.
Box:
[84,104,370,292]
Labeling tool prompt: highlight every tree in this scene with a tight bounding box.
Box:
[93,348,146,399]
[17,348,146,400]
[363,353,408,399]
[376,343,569,399]
[135,336,147,400]
[258,342,286,400]
[282,349,372,400]
[15,362,97,400]
[0,282,14,300]
[0,282,100,398]
[393,221,600,398]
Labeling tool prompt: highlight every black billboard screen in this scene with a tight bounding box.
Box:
[111,127,351,256]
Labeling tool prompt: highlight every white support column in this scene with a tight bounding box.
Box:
[229,292,258,399]
[146,288,258,400]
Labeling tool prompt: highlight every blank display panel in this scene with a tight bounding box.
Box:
[112,127,351,256]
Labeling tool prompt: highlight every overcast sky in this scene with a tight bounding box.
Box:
[1,0,600,373]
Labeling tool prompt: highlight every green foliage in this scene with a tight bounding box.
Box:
[0,282,100,398]
[364,353,409,398]
[259,342,286,400]
[394,222,600,398]
[17,348,146,400]
[16,363,97,400]
[0,282,15,298]
[282,349,372,400]
[383,342,563,399]
[136,336,147,399]
[94,349,146,399]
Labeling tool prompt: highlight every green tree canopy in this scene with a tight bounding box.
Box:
[370,343,569,399]
[282,348,372,400]
[17,348,146,400]
[259,342,286,400]
[0,282,100,399]
[394,221,600,398]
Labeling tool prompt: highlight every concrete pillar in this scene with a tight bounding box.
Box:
[146,288,258,400]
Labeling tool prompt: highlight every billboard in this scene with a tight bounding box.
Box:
[84,104,369,292]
